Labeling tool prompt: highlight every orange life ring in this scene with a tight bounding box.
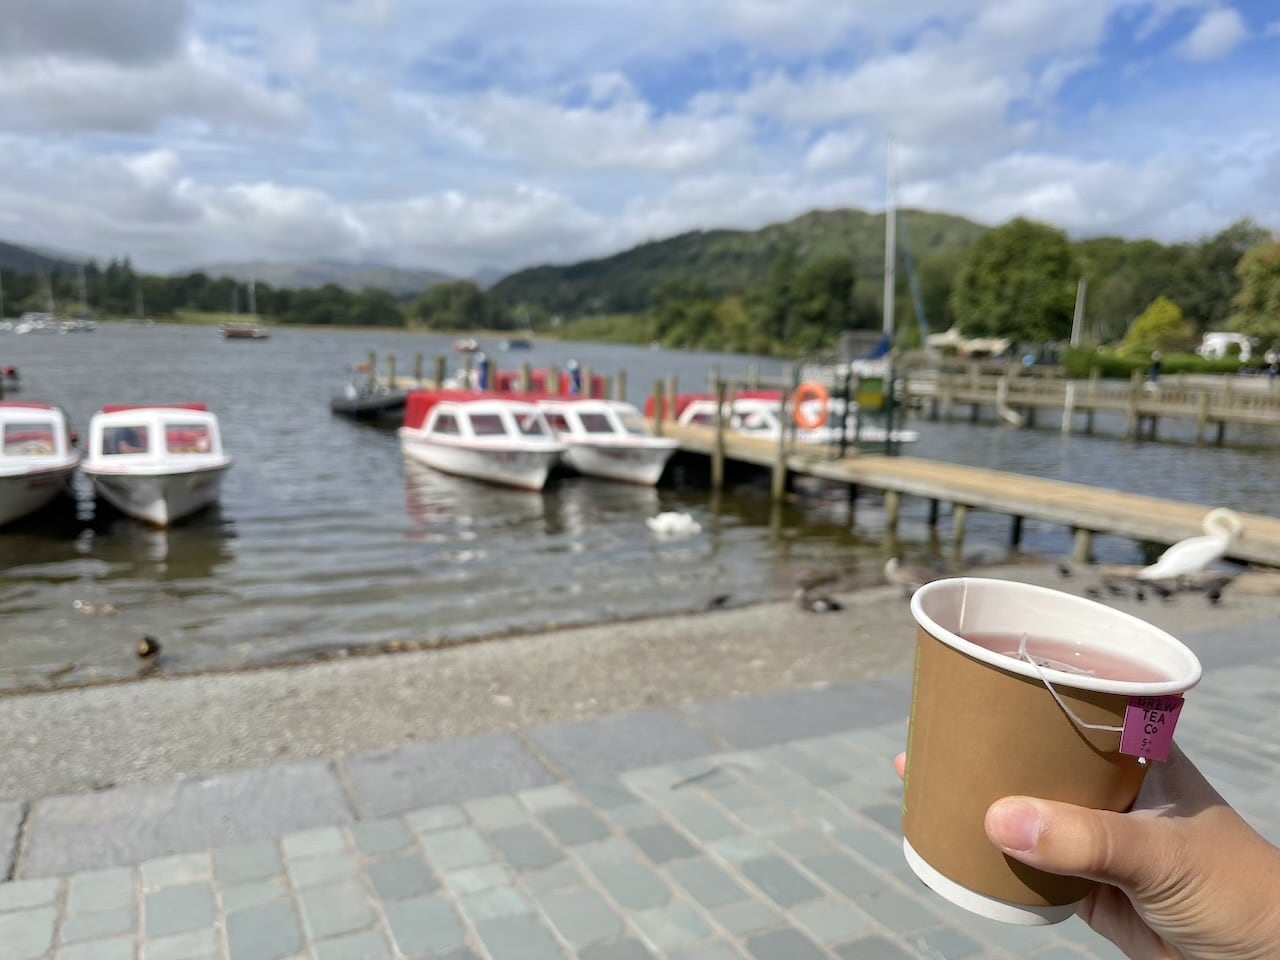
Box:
[793,382,830,429]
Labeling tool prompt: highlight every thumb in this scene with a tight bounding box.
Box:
[985,798,1175,895]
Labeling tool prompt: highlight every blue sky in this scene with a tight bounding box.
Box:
[0,0,1276,275]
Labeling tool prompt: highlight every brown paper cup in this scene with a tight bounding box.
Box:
[902,578,1201,925]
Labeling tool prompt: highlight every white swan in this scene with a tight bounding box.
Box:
[646,511,702,538]
[1137,508,1243,581]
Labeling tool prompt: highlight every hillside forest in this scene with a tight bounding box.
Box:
[1,210,1277,361]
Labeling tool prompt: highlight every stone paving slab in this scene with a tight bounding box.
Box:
[0,802,22,880]
[528,711,721,780]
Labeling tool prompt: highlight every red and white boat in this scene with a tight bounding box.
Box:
[668,393,919,445]
[81,403,232,526]
[537,399,678,486]
[398,391,565,491]
[0,402,80,527]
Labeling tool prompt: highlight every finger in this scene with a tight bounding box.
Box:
[985,798,1177,896]
[894,753,906,781]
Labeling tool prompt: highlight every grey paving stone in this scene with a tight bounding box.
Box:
[685,682,907,749]
[404,805,467,834]
[774,748,848,787]
[300,880,377,939]
[490,824,564,871]
[366,854,437,901]
[835,827,908,871]
[344,733,554,818]
[518,785,579,813]
[142,926,218,960]
[474,913,564,960]
[220,879,287,911]
[383,897,466,956]
[144,883,216,938]
[578,940,654,960]
[907,925,983,958]
[59,936,135,960]
[23,761,352,877]
[577,781,640,810]
[0,801,21,881]
[281,828,346,860]
[541,805,611,845]
[589,861,671,909]
[0,907,57,959]
[746,928,828,960]
[1028,950,1092,960]
[0,877,60,912]
[313,928,393,960]
[668,858,748,909]
[538,888,624,947]
[790,900,871,946]
[853,888,937,931]
[834,935,915,959]
[226,901,304,960]
[465,795,529,830]
[626,824,697,863]
[740,856,822,907]
[529,711,719,779]
[605,804,662,829]
[443,863,510,895]
[772,829,835,860]
[422,827,492,872]
[667,801,738,842]
[214,842,283,887]
[65,870,130,916]
[572,838,635,866]
[350,818,412,856]
[803,852,884,897]
[459,885,532,922]
[521,861,585,896]
[286,851,358,888]
[631,903,712,950]
[860,803,905,835]
[61,907,135,943]
[711,899,784,937]
[141,852,212,889]
[707,835,771,863]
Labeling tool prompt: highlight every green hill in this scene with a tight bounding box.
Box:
[0,239,81,275]
[492,207,989,317]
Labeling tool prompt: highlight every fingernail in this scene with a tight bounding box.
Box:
[987,799,1041,853]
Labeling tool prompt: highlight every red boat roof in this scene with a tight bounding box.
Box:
[492,369,607,398]
[100,403,209,414]
[0,401,54,410]
[403,390,537,430]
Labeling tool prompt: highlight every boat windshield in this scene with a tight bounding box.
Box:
[166,424,212,454]
[432,414,460,435]
[578,413,617,435]
[3,423,56,456]
[543,412,570,434]
[102,424,151,455]
[469,414,509,437]
[616,411,650,436]
[515,411,548,437]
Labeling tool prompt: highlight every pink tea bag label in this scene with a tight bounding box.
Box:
[1120,695,1185,762]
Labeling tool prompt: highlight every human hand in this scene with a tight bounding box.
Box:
[893,748,1280,960]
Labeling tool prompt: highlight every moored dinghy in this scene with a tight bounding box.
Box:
[0,401,81,526]
[81,403,232,526]
[398,391,565,491]
[537,398,678,485]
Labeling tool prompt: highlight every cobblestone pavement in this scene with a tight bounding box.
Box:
[1,629,1276,960]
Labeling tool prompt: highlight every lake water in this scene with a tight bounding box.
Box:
[1,324,1277,692]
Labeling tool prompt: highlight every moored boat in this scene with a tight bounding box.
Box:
[330,381,408,423]
[81,403,232,526]
[398,391,564,491]
[536,398,678,485]
[453,338,480,353]
[220,322,270,340]
[0,402,81,527]
[669,393,919,445]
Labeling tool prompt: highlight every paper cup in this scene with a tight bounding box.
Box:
[902,577,1201,925]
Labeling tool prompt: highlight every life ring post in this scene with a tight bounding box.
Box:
[794,382,831,430]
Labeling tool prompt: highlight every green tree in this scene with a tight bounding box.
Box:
[1120,296,1193,356]
[1230,242,1280,347]
[347,288,405,327]
[413,281,505,330]
[950,218,1079,342]
[1181,219,1271,333]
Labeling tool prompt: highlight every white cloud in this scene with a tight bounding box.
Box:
[1265,19,1280,37]
[0,0,188,64]
[1179,7,1247,62]
[804,130,869,173]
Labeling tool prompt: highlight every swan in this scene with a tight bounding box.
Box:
[646,511,701,538]
[1137,508,1243,582]
[884,557,942,597]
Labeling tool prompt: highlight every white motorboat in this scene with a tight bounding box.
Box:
[0,402,81,527]
[398,391,565,491]
[537,398,678,485]
[81,403,232,526]
[673,393,919,445]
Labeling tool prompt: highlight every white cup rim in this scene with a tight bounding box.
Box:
[910,577,1201,696]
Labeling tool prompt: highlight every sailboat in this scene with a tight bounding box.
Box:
[62,264,97,333]
[220,279,270,340]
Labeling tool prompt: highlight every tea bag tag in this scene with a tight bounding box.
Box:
[1120,696,1184,763]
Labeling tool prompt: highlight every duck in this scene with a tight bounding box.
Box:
[646,511,701,538]
[792,588,843,613]
[136,635,161,659]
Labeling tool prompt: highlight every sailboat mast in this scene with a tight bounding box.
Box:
[248,277,257,315]
[0,270,5,321]
[882,142,896,340]
[78,264,89,314]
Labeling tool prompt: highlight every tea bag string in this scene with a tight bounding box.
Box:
[1019,633,1124,734]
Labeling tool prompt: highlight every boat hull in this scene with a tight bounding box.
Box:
[561,442,677,486]
[0,461,78,527]
[85,462,229,527]
[401,436,559,491]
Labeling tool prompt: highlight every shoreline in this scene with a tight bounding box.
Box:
[4,561,1279,802]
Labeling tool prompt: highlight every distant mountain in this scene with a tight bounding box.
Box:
[471,266,507,289]
[492,207,989,316]
[0,239,82,275]
[187,260,455,296]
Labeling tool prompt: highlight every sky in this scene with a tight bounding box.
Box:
[0,0,1277,277]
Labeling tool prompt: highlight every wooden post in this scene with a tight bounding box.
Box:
[581,364,593,398]
[434,355,446,389]
[772,387,789,502]
[1073,527,1093,563]
[927,499,940,527]
[462,353,474,387]
[952,503,968,556]
[712,380,726,493]
[548,366,561,395]
[652,379,665,437]
[615,369,627,403]
[747,363,759,388]
[884,490,901,534]
[367,351,377,387]
[1061,381,1075,434]
[1196,391,1210,444]
[387,354,396,390]
[1125,368,1142,437]
[520,362,532,393]
[413,352,423,385]
[666,375,678,419]
[1216,420,1226,446]
[1010,514,1024,548]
